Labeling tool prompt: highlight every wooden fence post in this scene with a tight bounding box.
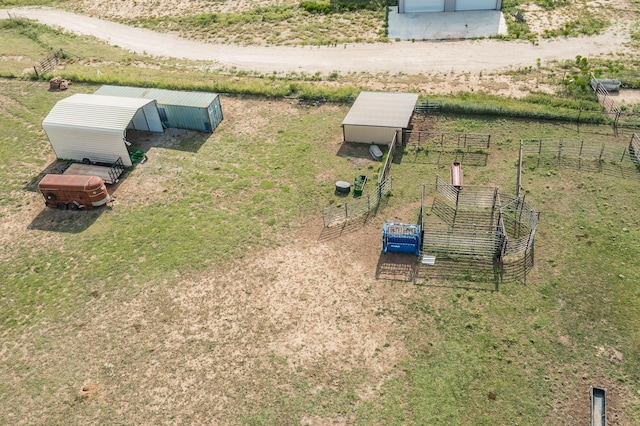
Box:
[599,143,605,162]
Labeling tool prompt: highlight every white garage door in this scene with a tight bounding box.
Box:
[404,0,445,13]
[455,0,498,11]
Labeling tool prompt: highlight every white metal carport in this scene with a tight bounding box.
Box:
[341,91,419,145]
[42,94,163,167]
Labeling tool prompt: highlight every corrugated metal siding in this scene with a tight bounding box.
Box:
[208,96,224,130]
[401,0,445,13]
[43,94,160,132]
[41,94,164,167]
[43,125,132,166]
[95,85,219,108]
[343,125,399,145]
[455,0,498,11]
[95,85,223,132]
[129,103,164,132]
[160,104,209,132]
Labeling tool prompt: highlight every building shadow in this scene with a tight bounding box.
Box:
[414,256,501,291]
[126,128,211,153]
[23,161,71,192]
[27,204,107,233]
[336,141,384,161]
[375,252,419,282]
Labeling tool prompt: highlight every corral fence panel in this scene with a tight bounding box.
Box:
[323,177,392,227]
[522,138,612,161]
[378,132,398,185]
[422,222,503,258]
[34,49,66,77]
[522,136,640,172]
[435,175,498,210]
[420,178,538,283]
[404,131,490,150]
[630,133,640,168]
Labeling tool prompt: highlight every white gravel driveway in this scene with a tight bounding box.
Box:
[1,7,631,75]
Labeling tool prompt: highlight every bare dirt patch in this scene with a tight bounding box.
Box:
[613,89,640,106]
[8,216,412,423]
[0,94,418,423]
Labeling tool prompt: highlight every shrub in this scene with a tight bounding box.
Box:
[300,1,332,14]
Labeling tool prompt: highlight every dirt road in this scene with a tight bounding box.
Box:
[1,7,631,75]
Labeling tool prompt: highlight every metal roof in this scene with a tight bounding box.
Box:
[341,91,419,128]
[42,94,157,132]
[95,85,219,108]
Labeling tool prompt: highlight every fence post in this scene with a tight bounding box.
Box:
[557,141,562,160]
[620,147,627,162]
[490,188,498,228]
[599,143,605,162]
[577,109,582,133]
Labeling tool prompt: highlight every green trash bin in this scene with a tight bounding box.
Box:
[353,175,367,197]
[128,149,147,164]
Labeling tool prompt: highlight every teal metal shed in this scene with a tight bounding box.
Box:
[94,85,223,132]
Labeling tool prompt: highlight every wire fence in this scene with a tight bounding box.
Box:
[321,130,397,230]
[521,134,640,177]
[322,177,392,227]
[404,131,490,150]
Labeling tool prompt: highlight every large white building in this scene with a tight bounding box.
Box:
[398,0,502,13]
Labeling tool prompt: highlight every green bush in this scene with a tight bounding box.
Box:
[300,1,332,14]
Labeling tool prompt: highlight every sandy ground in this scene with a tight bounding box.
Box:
[0,95,419,424]
[1,7,633,76]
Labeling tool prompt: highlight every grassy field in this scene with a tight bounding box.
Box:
[2,75,640,424]
[1,7,640,425]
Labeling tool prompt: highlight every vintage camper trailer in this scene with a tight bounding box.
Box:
[38,174,111,210]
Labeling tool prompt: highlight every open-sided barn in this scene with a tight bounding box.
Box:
[42,94,163,167]
[341,91,419,145]
[94,86,223,133]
